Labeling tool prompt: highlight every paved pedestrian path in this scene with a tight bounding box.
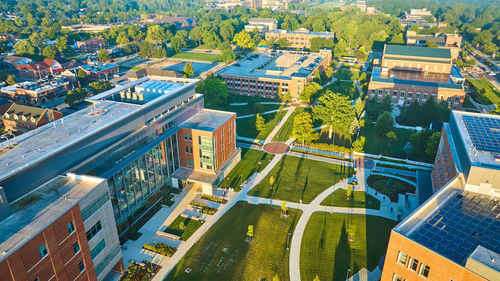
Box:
[265,106,296,143]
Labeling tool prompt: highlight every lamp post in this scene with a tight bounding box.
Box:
[286,232,291,250]
[345,268,351,281]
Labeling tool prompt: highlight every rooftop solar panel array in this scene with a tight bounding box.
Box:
[410,192,500,265]
[462,115,500,155]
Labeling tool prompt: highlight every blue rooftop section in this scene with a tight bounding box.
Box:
[81,62,117,72]
[385,44,451,59]
[451,65,464,80]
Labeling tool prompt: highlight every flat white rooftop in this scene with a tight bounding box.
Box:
[0,175,104,262]
[0,77,199,182]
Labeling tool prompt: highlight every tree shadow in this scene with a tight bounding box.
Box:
[333,220,351,281]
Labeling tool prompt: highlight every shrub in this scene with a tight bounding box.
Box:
[143,243,177,257]
[201,194,228,204]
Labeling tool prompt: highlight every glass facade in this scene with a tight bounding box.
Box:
[107,134,179,224]
[198,136,216,170]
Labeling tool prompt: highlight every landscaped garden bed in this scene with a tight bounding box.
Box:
[163,215,205,241]
[119,260,161,281]
[201,194,228,204]
[189,201,218,214]
[143,243,177,257]
[366,174,416,202]
[164,202,302,281]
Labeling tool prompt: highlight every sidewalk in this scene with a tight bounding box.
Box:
[264,106,296,143]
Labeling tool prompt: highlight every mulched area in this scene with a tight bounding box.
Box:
[263,142,289,154]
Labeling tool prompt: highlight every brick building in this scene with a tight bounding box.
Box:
[381,111,500,281]
[2,103,63,133]
[265,28,334,49]
[175,109,239,194]
[0,174,123,281]
[406,30,463,59]
[0,78,72,104]
[79,62,119,81]
[217,49,332,101]
[76,38,105,53]
[368,45,465,109]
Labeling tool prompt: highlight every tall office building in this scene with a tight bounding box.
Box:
[381,111,500,281]
[0,77,240,280]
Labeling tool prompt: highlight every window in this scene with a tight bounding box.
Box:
[78,261,85,273]
[416,92,420,99]
[185,146,189,154]
[86,221,102,241]
[81,193,109,221]
[407,92,413,98]
[392,274,403,281]
[397,251,408,265]
[184,133,187,140]
[189,134,192,141]
[73,242,80,254]
[39,244,48,258]
[90,239,106,259]
[408,257,419,271]
[68,221,75,234]
[393,90,398,97]
[419,264,430,278]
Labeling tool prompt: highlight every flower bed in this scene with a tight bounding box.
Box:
[119,261,161,281]
[189,201,218,215]
[143,243,177,257]
[201,194,228,204]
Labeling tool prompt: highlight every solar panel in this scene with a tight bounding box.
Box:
[462,115,500,155]
[410,192,500,265]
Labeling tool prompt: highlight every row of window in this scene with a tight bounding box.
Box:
[90,239,106,259]
[393,251,430,280]
[81,193,109,221]
[185,146,193,154]
[86,221,102,241]
[371,89,461,103]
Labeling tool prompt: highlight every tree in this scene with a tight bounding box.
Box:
[89,81,112,94]
[233,30,255,49]
[195,76,228,107]
[221,47,236,63]
[146,25,168,42]
[43,45,59,59]
[255,114,265,132]
[65,88,88,106]
[269,176,275,187]
[352,136,365,152]
[184,62,194,78]
[14,39,35,56]
[272,275,280,281]
[365,96,392,121]
[5,75,17,85]
[346,185,352,200]
[386,130,397,141]
[312,91,355,144]
[281,201,288,214]
[299,82,322,104]
[375,111,394,137]
[279,90,291,103]
[275,38,289,48]
[292,111,319,145]
[313,275,320,281]
[55,35,68,53]
[179,222,185,230]
[77,69,88,85]
[347,224,357,242]
[425,132,441,159]
[425,41,439,48]
[97,49,110,62]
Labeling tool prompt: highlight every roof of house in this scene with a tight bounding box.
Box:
[181,109,235,132]
[16,61,50,71]
[2,103,60,124]
[384,44,451,59]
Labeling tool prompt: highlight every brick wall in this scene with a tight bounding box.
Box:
[431,127,458,192]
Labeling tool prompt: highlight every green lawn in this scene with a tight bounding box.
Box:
[324,81,360,99]
[272,107,302,142]
[170,51,221,62]
[237,110,287,140]
[164,202,302,281]
[300,213,396,281]
[218,103,283,117]
[366,175,416,202]
[163,215,204,241]
[219,148,274,191]
[334,69,360,81]
[467,78,500,105]
[248,155,354,203]
[320,189,380,210]
[360,123,414,159]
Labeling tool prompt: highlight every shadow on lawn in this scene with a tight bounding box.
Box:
[333,220,351,281]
